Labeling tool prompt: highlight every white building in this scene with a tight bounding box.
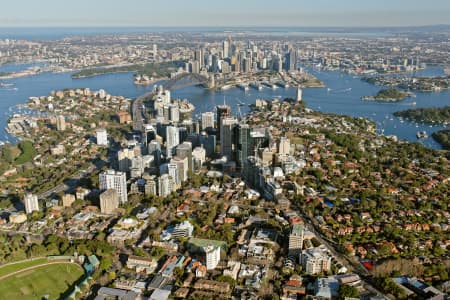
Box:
[301,247,332,275]
[278,137,290,156]
[166,126,180,158]
[99,170,128,203]
[204,245,221,270]
[24,193,39,214]
[201,112,215,130]
[192,146,206,168]
[158,174,173,197]
[296,86,303,101]
[96,128,108,146]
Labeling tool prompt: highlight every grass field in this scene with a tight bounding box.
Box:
[0,258,48,278]
[0,263,84,300]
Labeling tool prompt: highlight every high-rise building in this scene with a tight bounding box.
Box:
[194,49,203,68]
[100,189,119,214]
[99,170,128,204]
[144,176,157,196]
[117,148,135,172]
[148,140,162,167]
[201,112,215,130]
[168,163,180,188]
[169,105,180,123]
[204,245,221,270]
[288,224,304,257]
[166,126,180,158]
[158,174,173,197]
[199,132,216,157]
[176,142,193,174]
[152,43,158,57]
[96,129,108,146]
[237,124,252,166]
[56,115,66,131]
[296,86,303,101]
[223,40,230,58]
[24,193,39,214]
[220,117,238,160]
[278,137,291,156]
[285,49,297,72]
[216,105,231,140]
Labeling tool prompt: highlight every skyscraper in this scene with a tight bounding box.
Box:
[237,124,252,166]
[158,174,173,197]
[223,40,229,58]
[166,126,180,158]
[24,193,39,214]
[285,48,297,72]
[296,86,303,101]
[220,117,238,160]
[194,49,203,68]
[216,105,231,140]
[201,111,215,130]
[99,170,128,204]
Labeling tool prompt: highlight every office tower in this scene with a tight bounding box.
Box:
[194,49,203,68]
[176,142,193,174]
[130,156,145,178]
[143,124,157,146]
[190,60,200,74]
[192,146,206,169]
[237,124,252,166]
[220,117,238,160]
[99,170,128,204]
[169,105,180,123]
[117,148,135,172]
[100,189,119,214]
[223,40,229,58]
[148,140,162,167]
[201,112,215,131]
[144,176,157,196]
[285,48,297,72]
[274,55,282,73]
[24,193,39,214]
[296,86,303,101]
[96,129,108,146]
[168,163,180,188]
[158,174,173,197]
[204,245,221,270]
[199,132,216,157]
[288,224,304,257]
[279,137,291,155]
[172,156,189,182]
[216,105,231,140]
[152,43,158,57]
[166,126,180,158]
[56,115,66,131]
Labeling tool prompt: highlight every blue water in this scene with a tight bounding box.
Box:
[0,66,448,149]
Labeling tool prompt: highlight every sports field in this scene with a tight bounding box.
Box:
[0,262,84,300]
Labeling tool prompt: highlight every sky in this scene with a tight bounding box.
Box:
[1,0,449,27]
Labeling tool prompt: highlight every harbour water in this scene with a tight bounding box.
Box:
[0,64,448,149]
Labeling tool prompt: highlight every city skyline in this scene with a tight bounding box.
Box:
[1,0,449,27]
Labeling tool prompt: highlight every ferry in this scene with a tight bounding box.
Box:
[236,83,249,91]
[221,84,232,91]
[416,131,428,139]
[262,81,277,89]
[249,82,263,91]
[276,81,289,88]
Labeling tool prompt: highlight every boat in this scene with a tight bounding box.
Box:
[221,84,232,91]
[236,83,249,91]
[416,131,428,139]
[249,82,263,91]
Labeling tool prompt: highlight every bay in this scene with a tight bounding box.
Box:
[0,66,448,149]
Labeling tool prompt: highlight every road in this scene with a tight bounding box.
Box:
[132,92,155,131]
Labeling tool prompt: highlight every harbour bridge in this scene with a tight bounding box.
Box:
[132,72,211,131]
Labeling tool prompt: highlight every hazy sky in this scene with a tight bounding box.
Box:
[1,0,449,27]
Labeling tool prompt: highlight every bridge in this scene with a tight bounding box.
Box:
[132,72,211,131]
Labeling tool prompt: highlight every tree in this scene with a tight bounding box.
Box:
[338,284,359,299]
